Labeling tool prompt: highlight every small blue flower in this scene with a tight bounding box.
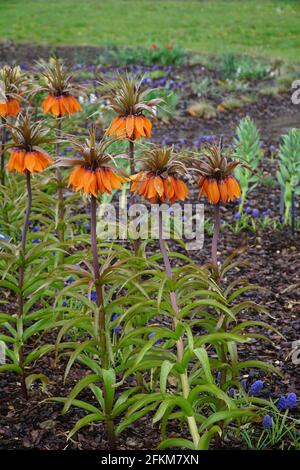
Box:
[234,212,241,220]
[178,138,186,146]
[64,276,75,287]
[111,314,122,334]
[148,332,161,345]
[245,207,252,215]
[286,392,297,409]
[277,396,287,410]
[263,414,273,429]
[33,225,39,232]
[249,380,264,396]
[241,378,248,390]
[229,387,235,398]
[216,372,221,383]
[62,301,67,307]
[31,238,41,244]
[85,223,91,231]
[91,290,97,302]
[269,145,276,153]
[252,209,259,218]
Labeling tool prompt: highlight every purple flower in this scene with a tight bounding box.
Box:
[269,145,276,153]
[241,378,248,390]
[178,138,186,146]
[252,209,259,218]
[64,276,74,287]
[85,223,91,231]
[91,290,97,302]
[263,414,273,429]
[229,387,235,398]
[216,372,221,383]
[234,212,241,220]
[31,238,41,244]
[249,380,264,396]
[62,301,68,307]
[112,314,121,334]
[277,396,287,410]
[33,225,39,232]
[245,207,252,215]
[286,393,297,409]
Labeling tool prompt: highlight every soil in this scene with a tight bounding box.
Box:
[0,42,299,450]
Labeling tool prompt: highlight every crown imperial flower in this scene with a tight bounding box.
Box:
[130,147,189,204]
[36,58,82,117]
[193,142,245,205]
[100,74,163,141]
[57,128,126,198]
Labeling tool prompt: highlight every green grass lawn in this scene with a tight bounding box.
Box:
[0,0,300,61]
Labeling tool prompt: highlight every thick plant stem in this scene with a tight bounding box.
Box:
[90,196,108,369]
[211,203,220,272]
[129,140,135,176]
[0,117,6,186]
[90,196,115,448]
[128,139,140,257]
[158,209,200,448]
[18,170,32,401]
[55,118,65,248]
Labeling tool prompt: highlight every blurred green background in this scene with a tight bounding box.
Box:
[0,0,299,61]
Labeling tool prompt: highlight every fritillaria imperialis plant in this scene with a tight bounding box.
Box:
[100,73,163,175]
[0,65,30,185]
[55,129,127,445]
[193,142,244,272]
[277,128,300,233]
[233,116,262,213]
[1,113,54,399]
[36,58,82,246]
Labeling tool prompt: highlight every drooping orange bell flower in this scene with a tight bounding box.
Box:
[193,142,243,205]
[130,147,189,204]
[0,65,29,117]
[36,58,82,117]
[108,114,152,141]
[99,74,163,141]
[6,113,54,174]
[7,148,53,173]
[0,98,21,118]
[57,128,127,198]
[42,93,81,117]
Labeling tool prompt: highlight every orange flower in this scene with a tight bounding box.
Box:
[7,148,54,173]
[107,114,152,141]
[131,171,188,204]
[68,166,126,198]
[198,175,240,204]
[0,98,21,117]
[42,93,81,117]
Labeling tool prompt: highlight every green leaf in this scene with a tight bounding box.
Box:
[62,374,101,414]
[158,438,195,450]
[102,368,116,414]
[197,426,222,450]
[194,348,214,384]
[160,360,175,394]
[68,413,104,439]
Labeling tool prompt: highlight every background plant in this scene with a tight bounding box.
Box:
[277,128,300,232]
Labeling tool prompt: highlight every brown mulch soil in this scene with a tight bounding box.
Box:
[0,42,299,450]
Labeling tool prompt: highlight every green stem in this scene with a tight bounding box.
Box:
[18,170,32,401]
[55,118,65,248]
[158,209,200,449]
[0,117,6,186]
[211,203,220,275]
[90,195,115,448]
